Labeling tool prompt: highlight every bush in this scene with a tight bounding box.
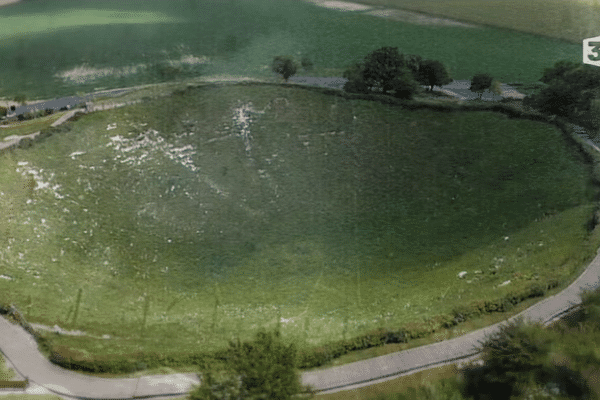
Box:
[272,56,297,82]
[189,329,306,400]
[300,56,313,71]
[462,317,552,399]
[343,47,420,99]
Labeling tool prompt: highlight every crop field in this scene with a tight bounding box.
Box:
[0,0,580,100]
[0,84,598,365]
[349,0,600,44]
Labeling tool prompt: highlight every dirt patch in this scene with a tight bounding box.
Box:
[305,0,478,27]
[308,0,373,11]
[0,0,20,8]
[365,8,478,27]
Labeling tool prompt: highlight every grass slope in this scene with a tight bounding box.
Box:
[317,288,600,400]
[0,0,580,99]
[0,84,597,372]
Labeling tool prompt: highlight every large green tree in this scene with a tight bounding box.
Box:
[362,46,409,94]
[272,56,298,82]
[343,47,419,99]
[417,59,452,91]
[525,60,600,128]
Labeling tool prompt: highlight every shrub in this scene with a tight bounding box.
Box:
[461,317,553,399]
[221,329,304,400]
[300,56,313,71]
[272,56,298,82]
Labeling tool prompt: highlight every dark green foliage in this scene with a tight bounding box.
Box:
[13,94,26,105]
[404,54,423,77]
[0,106,7,117]
[343,47,419,99]
[390,69,421,99]
[271,56,297,82]
[362,46,409,93]
[343,63,369,94]
[540,60,579,84]
[188,369,246,400]
[525,60,600,129]
[225,329,303,400]
[470,73,494,98]
[417,59,452,91]
[300,56,313,71]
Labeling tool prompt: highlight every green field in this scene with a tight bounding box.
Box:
[0,0,581,100]
[0,83,597,368]
[349,0,600,44]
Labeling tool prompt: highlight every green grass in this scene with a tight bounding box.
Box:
[0,354,16,380]
[0,0,581,100]
[347,0,600,44]
[0,83,597,372]
[0,112,68,140]
[316,288,600,400]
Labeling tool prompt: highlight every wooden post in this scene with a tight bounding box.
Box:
[72,288,82,326]
[211,284,220,333]
[141,294,150,337]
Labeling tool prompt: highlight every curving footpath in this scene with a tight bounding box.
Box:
[301,249,600,393]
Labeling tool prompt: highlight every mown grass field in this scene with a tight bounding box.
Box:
[0,0,580,100]
[349,0,600,44]
[0,83,597,370]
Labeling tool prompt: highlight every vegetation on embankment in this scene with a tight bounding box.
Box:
[0,81,598,377]
[316,285,600,400]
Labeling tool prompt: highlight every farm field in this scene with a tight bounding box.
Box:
[0,83,598,371]
[0,0,580,100]
[346,0,600,44]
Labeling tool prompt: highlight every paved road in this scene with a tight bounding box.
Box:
[1,247,598,398]
[2,77,523,121]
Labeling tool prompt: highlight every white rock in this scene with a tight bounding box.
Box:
[458,271,467,279]
[498,280,511,287]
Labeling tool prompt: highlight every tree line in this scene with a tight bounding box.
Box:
[271,47,504,100]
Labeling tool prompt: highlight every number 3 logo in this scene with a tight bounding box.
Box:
[584,37,600,66]
[589,42,600,61]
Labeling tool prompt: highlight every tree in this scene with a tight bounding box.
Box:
[491,80,503,96]
[524,61,600,126]
[417,60,452,91]
[389,69,421,99]
[342,47,420,99]
[540,60,579,84]
[272,56,297,82]
[343,62,369,94]
[362,46,409,94]
[404,54,423,77]
[470,73,494,99]
[300,56,313,71]
[189,329,307,400]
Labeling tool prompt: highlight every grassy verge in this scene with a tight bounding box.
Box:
[0,83,597,376]
[0,354,16,380]
[0,112,68,140]
[316,286,600,400]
